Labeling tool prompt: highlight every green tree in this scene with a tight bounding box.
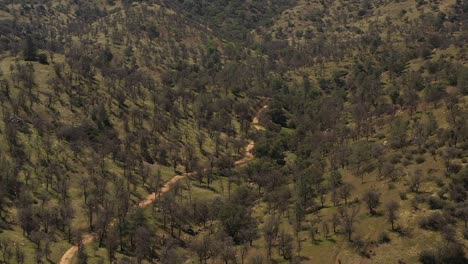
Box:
[424,83,446,106]
[362,189,381,215]
[389,117,409,149]
[350,141,378,183]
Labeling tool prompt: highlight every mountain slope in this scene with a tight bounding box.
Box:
[0,0,466,263]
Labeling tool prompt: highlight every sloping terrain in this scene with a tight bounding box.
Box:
[0,0,466,264]
[0,0,268,263]
[241,0,468,263]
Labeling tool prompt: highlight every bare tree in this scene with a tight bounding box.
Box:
[240,244,249,264]
[339,205,360,241]
[106,228,119,262]
[385,200,400,231]
[339,183,354,205]
[408,169,424,193]
[322,221,330,239]
[263,215,280,260]
[218,235,237,264]
[331,213,340,234]
[278,229,294,260]
[190,233,214,264]
[134,226,153,264]
[15,244,25,264]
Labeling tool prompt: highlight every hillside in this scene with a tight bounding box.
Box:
[0,0,268,263]
[0,0,467,264]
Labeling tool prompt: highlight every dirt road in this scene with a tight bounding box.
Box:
[59,103,267,264]
[59,234,95,264]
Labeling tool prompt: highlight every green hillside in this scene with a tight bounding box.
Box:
[0,0,466,263]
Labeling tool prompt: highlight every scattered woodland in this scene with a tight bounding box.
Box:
[0,0,467,263]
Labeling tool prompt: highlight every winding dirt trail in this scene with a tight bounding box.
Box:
[59,234,95,264]
[59,103,268,264]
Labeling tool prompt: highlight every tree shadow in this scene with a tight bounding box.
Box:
[393,226,414,238]
[371,210,384,217]
[293,255,310,262]
[311,239,323,245]
[193,183,218,193]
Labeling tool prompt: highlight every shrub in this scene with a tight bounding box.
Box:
[437,189,447,199]
[379,232,391,243]
[399,191,407,200]
[420,244,467,264]
[402,159,412,166]
[395,226,413,237]
[435,178,444,187]
[390,153,401,164]
[404,153,413,161]
[37,53,48,64]
[415,155,425,164]
[351,237,371,258]
[376,133,385,139]
[419,250,437,264]
[447,163,462,175]
[428,196,446,209]
[414,194,427,204]
[411,198,420,210]
[418,212,447,231]
[438,243,467,263]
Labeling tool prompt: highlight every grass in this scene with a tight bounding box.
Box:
[1,1,466,263]
[0,226,72,264]
[231,95,462,263]
[0,50,246,264]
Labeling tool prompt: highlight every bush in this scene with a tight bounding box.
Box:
[438,243,467,264]
[420,244,467,264]
[379,232,391,243]
[399,191,407,200]
[351,237,371,258]
[428,196,447,210]
[402,159,412,166]
[435,178,444,187]
[37,53,48,64]
[404,153,413,161]
[414,194,427,204]
[415,155,426,164]
[419,250,437,264]
[411,197,421,210]
[395,226,413,237]
[390,153,402,164]
[447,163,462,175]
[418,212,448,231]
[376,133,385,139]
